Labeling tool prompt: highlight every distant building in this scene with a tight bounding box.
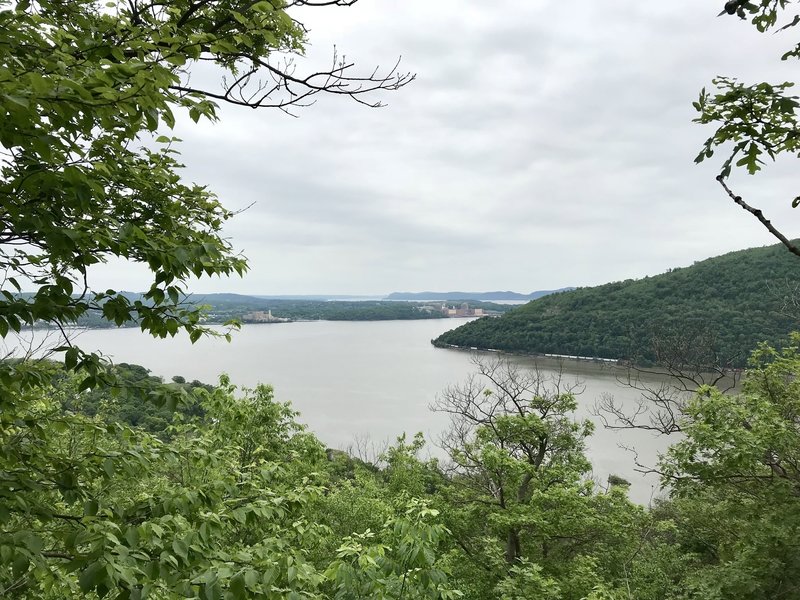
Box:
[440,303,485,318]
[243,310,290,323]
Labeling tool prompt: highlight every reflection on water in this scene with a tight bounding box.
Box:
[10,320,682,503]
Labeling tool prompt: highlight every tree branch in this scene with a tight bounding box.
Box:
[716,175,800,258]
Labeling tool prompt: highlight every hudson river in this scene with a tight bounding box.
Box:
[19,319,673,503]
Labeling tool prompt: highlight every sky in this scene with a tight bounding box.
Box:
[93,0,800,295]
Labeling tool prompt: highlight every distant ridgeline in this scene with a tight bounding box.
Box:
[433,243,800,368]
[386,289,573,301]
[69,294,515,328]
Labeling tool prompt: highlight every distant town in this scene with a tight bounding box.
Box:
[242,309,291,323]
[243,301,497,323]
[433,303,489,318]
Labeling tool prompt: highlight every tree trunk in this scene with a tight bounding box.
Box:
[505,529,521,564]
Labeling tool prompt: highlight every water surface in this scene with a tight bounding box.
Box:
[16,320,674,503]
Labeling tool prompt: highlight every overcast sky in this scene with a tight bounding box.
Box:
[95,1,800,295]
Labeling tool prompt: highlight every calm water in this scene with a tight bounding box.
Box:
[13,320,673,503]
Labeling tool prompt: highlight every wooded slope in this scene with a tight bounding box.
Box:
[433,243,800,366]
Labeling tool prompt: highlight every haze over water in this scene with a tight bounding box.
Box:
[20,319,672,503]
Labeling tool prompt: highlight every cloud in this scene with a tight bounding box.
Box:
[109,0,800,294]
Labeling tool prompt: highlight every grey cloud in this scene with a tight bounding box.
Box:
[109,0,800,294]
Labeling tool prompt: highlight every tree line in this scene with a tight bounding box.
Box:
[434,243,800,368]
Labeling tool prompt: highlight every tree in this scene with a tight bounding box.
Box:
[695,1,800,257]
[0,1,419,596]
[642,335,800,598]
[0,0,412,390]
[433,358,592,566]
[0,369,458,598]
[596,325,741,437]
[431,358,641,600]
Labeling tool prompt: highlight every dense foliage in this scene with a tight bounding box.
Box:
[0,365,459,599]
[434,242,800,367]
[61,363,210,434]
[6,347,800,598]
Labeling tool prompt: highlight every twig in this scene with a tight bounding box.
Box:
[716,175,800,258]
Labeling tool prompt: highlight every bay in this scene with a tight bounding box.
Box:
[14,319,673,503]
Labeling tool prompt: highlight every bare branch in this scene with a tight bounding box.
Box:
[171,48,415,114]
[287,0,359,5]
[717,175,800,258]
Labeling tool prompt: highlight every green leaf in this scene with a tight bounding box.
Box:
[78,376,96,392]
[203,581,222,600]
[12,553,29,578]
[244,569,259,591]
[83,499,99,517]
[4,94,29,108]
[64,347,79,371]
[229,573,246,598]
[172,539,189,561]
[79,561,104,593]
[125,526,140,547]
[165,54,186,66]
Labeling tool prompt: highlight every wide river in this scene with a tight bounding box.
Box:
[19,319,676,503]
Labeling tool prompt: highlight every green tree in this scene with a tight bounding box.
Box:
[0,0,412,389]
[696,1,800,257]
[653,336,800,598]
[0,369,458,598]
[0,0,417,596]
[432,359,642,600]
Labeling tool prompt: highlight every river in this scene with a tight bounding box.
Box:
[11,319,675,503]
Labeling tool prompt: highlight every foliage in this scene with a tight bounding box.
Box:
[653,335,800,598]
[695,1,800,254]
[62,363,209,434]
[0,0,409,388]
[430,359,645,600]
[5,348,800,599]
[0,369,457,599]
[695,1,800,178]
[434,242,800,367]
[0,1,435,598]
[1,0,257,368]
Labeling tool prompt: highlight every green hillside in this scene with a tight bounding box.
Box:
[433,243,800,367]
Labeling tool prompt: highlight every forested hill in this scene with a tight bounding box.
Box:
[433,243,800,367]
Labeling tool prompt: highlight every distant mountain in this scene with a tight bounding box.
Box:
[385,289,573,301]
[432,243,800,367]
[188,293,266,307]
[253,294,384,301]
[66,293,516,328]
